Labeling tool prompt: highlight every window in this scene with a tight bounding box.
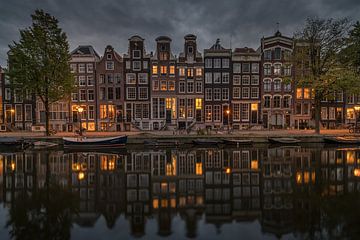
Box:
[187,82,194,93]
[160,81,167,91]
[127,88,136,100]
[88,90,95,101]
[284,83,291,91]
[133,50,141,59]
[115,73,122,83]
[274,63,281,75]
[213,73,221,83]
[196,82,202,93]
[107,54,112,60]
[153,80,159,91]
[233,103,240,121]
[222,88,229,100]
[205,73,212,84]
[222,73,229,83]
[242,87,250,98]
[107,74,113,84]
[273,96,281,108]
[106,61,114,70]
[139,87,148,99]
[143,61,148,69]
[233,63,241,73]
[251,75,259,85]
[251,63,259,73]
[233,87,241,99]
[187,68,194,77]
[196,68,202,76]
[303,103,309,115]
[241,104,249,121]
[170,66,175,75]
[264,96,271,108]
[115,87,121,99]
[329,107,335,119]
[14,89,22,103]
[304,88,310,99]
[296,103,302,114]
[205,88,212,101]
[214,88,221,100]
[205,105,212,121]
[321,107,328,119]
[214,59,221,68]
[179,68,185,76]
[242,63,250,73]
[25,104,32,121]
[179,82,185,93]
[222,59,229,68]
[187,99,194,118]
[274,79,281,91]
[274,48,281,60]
[71,93,78,101]
[15,105,22,121]
[4,88,11,100]
[283,96,291,108]
[264,64,271,75]
[161,66,167,74]
[138,73,148,84]
[242,76,250,85]
[126,73,136,84]
[213,105,221,121]
[87,76,94,86]
[133,61,141,71]
[169,81,175,91]
[108,87,113,100]
[126,61,130,69]
[80,89,86,101]
[264,50,271,60]
[99,88,106,100]
[70,64,76,73]
[88,106,95,120]
[205,59,212,68]
[152,65,158,75]
[284,65,291,75]
[251,87,259,98]
[233,75,241,85]
[99,75,105,84]
[296,88,302,99]
[264,79,271,91]
[78,64,85,73]
[79,76,86,86]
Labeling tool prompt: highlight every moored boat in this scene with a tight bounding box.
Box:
[63,135,127,148]
[192,139,222,145]
[268,137,301,144]
[324,136,360,144]
[144,139,182,147]
[222,139,253,145]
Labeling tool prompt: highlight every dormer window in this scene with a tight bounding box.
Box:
[107,54,112,60]
[161,45,166,51]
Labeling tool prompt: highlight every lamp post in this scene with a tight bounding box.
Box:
[77,106,84,136]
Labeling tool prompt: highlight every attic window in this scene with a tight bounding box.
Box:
[133,50,141,59]
[107,54,112,60]
[188,46,193,54]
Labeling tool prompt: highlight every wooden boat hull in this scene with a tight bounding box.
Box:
[192,139,222,145]
[63,136,127,148]
[324,137,360,144]
[268,138,301,144]
[144,140,182,147]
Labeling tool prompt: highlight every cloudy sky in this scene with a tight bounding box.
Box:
[0,0,359,66]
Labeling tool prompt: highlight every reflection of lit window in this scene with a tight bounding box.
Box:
[296,172,302,184]
[161,199,168,208]
[179,197,186,207]
[153,199,159,209]
[347,151,355,164]
[170,198,176,208]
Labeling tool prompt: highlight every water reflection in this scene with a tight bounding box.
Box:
[1,146,360,239]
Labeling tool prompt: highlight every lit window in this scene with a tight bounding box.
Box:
[187,68,193,77]
[297,88,302,99]
[196,99,202,109]
[170,66,175,75]
[196,68,202,76]
[152,65,158,75]
[161,66,167,74]
[304,88,310,99]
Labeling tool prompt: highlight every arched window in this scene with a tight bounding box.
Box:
[264,79,271,92]
[274,79,282,91]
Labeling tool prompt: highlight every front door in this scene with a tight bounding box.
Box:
[263,114,268,128]
[166,110,171,123]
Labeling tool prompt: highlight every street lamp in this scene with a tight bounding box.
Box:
[77,106,84,136]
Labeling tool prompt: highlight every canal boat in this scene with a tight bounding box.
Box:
[323,136,360,144]
[192,138,222,145]
[222,139,253,145]
[143,139,182,147]
[63,135,127,148]
[268,137,301,144]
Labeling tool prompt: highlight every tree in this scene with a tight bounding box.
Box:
[293,17,360,134]
[7,9,74,136]
[341,21,360,71]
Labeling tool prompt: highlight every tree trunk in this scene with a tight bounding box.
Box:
[45,99,50,136]
[314,95,321,134]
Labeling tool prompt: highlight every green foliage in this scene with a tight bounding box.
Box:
[7,9,74,135]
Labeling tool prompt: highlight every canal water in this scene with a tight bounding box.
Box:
[0,145,360,240]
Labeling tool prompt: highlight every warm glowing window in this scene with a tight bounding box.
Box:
[347,151,355,164]
[187,68,193,77]
[108,105,115,119]
[179,68,185,76]
[166,98,172,109]
[153,199,159,209]
[168,81,175,91]
[196,99,202,110]
[304,88,310,99]
[100,105,107,119]
[296,88,302,99]
[251,160,258,169]
[101,156,108,170]
[152,65,158,75]
[251,103,258,111]
[170,66,175,75]
[88,122,95,131]
[161,66,167,74]
[160,81,167,90]
[196,68,202,76]
[170,198,176,208]
[196,162,203,175]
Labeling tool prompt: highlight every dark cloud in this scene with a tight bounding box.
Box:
[0,0,359,66]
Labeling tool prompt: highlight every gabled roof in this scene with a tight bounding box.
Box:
[71,45,100,58]
[155,36,172,42]
[129,35,145,42]
[209,39,225,50]
[234,47,256,53]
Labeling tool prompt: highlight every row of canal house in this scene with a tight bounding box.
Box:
[1,31,357,132]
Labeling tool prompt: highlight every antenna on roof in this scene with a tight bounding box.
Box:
[230,34,232,50]
[276,22,280,32]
